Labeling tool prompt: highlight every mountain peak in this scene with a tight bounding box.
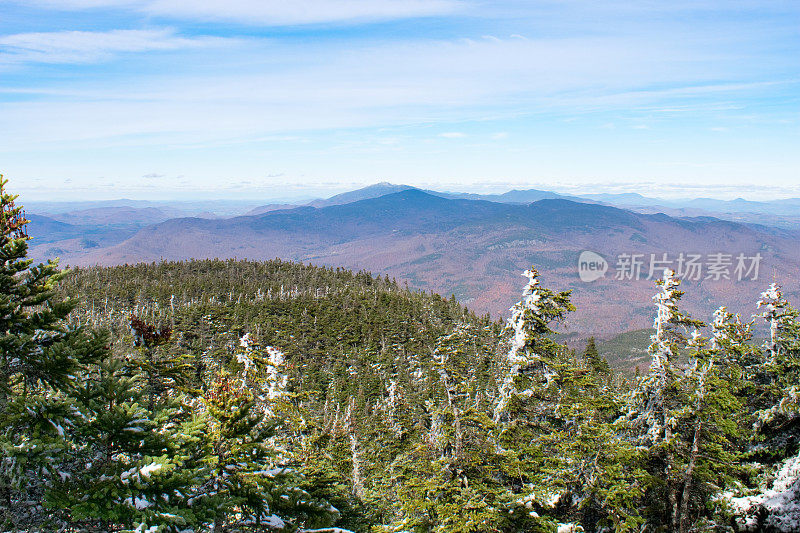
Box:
[308,183,417,208]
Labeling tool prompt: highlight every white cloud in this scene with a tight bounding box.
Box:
[0,28,233,64]
[0,33,787,150]
[490,132,509,139]
[2,0,797,195]
[23,0,462,25]
[439,132,466,138]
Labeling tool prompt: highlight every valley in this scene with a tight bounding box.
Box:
[27,185,800,338]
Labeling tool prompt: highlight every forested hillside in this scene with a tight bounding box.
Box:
[4,179,800,532]
[29,188,800,338]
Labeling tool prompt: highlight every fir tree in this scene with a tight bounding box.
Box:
[197,334,340,532]
[731,284,800,531]
[493,267,575,424]
[0,176,105,529]
[626,269,696,529]
[492,267,578,527]
[670,307,749,532]
[47,357,198,532]
[559,343,644,532]
[625,271,755,532]
[582,337,610,376]
[129,314,194,410]
[198,373,281,531]
[387,323,513,533]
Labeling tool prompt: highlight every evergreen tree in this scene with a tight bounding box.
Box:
[558,342,644,532]
[493,267,575,424]
[625,269,698,529]
[731,284,800,531]
[197,372,283,531]
[670,307,749,532]
[582,337,610,376]
[0,177,105,529]
[491,267,579,528]
[293,428,372,532]
[195,334,339,532]
[625,271,755,532]
[129,314,194,410]
[387,323,512,533]
[47,357,199,532]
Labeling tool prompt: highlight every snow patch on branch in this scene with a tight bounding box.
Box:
[756,283,789,363]
[494,268,546,423]
[265,346,288,400]
[648,268,680,381]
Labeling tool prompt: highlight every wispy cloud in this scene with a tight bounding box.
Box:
[0,28,234,64]
[439,132,466,138]
[2,0,799,195]
[0,34,793,148]
[23,0,463,25]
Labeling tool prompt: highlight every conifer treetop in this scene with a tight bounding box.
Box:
[649,268,682,369]
[495,266,573,423]
[236,332,289,405]
[505,267,572,366]
[708,306,750,353]
[756,282,795,363]
[507,268,543,366]
[0,175,29,243]
[647,268,702,379]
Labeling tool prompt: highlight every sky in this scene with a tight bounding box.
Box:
[0,0,798,201]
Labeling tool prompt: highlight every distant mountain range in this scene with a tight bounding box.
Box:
[584,192,800,215]
[29,182,800,228]
[580,193,800,229]
[27,186,800,337]
[240,183,800,229]
[307,182,573,206]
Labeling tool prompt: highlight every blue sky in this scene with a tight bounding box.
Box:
[1,0,798,201]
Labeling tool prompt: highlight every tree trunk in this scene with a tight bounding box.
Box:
[345,399,364,498]
[678,418,703,533]
[668,466,680,531]
[349,431,364,498]
[441,370,463,458]
[665,416,680,532]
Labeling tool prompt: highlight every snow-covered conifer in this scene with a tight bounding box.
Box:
[490,267,583,528]
[757,283,795,364]
[629,269,701,445]
[493,267,574,424]
[731,285,800,531]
